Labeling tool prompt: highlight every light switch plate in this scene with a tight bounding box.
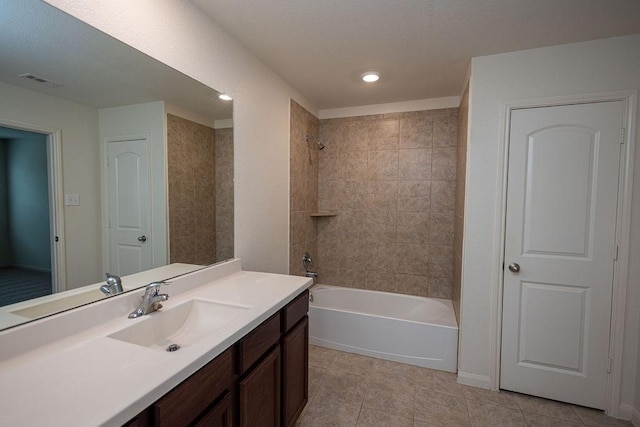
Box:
[65,194,80,206]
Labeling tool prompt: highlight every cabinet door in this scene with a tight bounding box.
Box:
[239,346,281,427]
[194,392,233,427]
[282,316,308,427]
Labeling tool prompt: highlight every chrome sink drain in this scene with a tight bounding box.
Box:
[166,343,181,352]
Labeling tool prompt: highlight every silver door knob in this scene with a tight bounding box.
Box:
[508,263,520,273]
[138,235,147,242]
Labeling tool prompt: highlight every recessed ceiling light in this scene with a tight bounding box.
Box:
[218,93,232,101]
[361,72,380,83]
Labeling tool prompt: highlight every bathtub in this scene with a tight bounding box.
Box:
[309,285,458,372]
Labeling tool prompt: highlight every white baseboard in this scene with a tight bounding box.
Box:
[630,405,640,426]
[457,370,491,389]
[618,404,633,420]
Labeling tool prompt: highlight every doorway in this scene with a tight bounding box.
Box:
[500,101,626,409]
[0,125,62,306]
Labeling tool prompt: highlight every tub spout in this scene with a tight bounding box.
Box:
[304,271,318,278]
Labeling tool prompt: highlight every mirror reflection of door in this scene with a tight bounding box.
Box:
[0,126,52,306]
[106,137,152,276]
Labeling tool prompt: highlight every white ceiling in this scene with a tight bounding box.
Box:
[191,0,640,110]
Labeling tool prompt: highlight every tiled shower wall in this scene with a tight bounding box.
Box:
[453,84,469,323]
[214,127,234,261]
[167,114,216,265]
[316,109,458,298]
[289,100,320,276]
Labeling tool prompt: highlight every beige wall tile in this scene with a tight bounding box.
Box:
[367,150,398,180]
[363,240,397,272]
[399,116,433,148]
[397,211,429,244]
[432,147,457,181]
[395,274,429,297]
[365,270,396,293]
[367,181,398,210]
[339,150,368,180]
[395,243,429,275]
[317,109,458,298]
[429,212,454,245]
[399,148,431,180]
[398,180,430,212]
[431,180,456,213]
[364,210,397,242]
[429,277,453,299]
[368,118,399,150]
[433,114,458,147]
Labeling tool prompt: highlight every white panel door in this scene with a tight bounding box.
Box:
[107,138,151,276]
[500,101,624,409]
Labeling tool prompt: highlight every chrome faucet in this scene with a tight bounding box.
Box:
[128,281,170,318]
[100,273,124,296]
[302,252,318,279]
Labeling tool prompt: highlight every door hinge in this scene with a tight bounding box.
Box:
[108,218,111,229]
[607,357,612,374]
[613,245,619,261]
[54,236,59,242]
[621,128,625,144]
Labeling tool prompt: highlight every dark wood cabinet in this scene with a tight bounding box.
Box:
[153,346,235,426]
[123,289,309,427]
[194,392,234,427]
[239,346,281,427]
[282,316,308,427]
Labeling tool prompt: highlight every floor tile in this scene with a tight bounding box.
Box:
[362,378,416,418]
[510,392,582,422]
[572,406,633,426]
[465,399,527,427]
[332,350,379,377]
[297,394,361,427]
[414,388,470,426]
[462,387,520,409]
[414,368,469,397]
[308,364,325,399]
[309,344,340,369]
[370,358,423,386]
[356,407,413,427]
[314,370,368,405]
[522,411,584,426]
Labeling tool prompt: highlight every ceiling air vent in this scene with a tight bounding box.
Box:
[18,73,63,88]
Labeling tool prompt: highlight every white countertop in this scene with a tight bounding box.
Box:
[0,259,311,427]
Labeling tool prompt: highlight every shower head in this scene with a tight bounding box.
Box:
[305,134,325,150]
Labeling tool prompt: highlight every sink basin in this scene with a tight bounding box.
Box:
[11,289,107,319]
[108,299,249,350]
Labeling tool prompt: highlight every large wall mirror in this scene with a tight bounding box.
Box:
[0,0,233,331]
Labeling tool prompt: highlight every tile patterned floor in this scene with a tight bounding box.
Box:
[296,345,632,427]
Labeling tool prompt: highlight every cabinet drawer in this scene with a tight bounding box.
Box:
[239,312,281,373]
[282,290,309,333]
[154,346,234,426]
[193,391,233,427]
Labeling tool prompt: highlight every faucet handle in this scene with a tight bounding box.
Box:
[145,280,170,295]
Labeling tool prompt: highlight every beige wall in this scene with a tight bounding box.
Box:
[316,109,458,298]
[0,80,101,289]
[452,84,469,324]
[289,100,319,276]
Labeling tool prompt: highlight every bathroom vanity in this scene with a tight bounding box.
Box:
[124,289,309,427]
[0,259,311,427]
